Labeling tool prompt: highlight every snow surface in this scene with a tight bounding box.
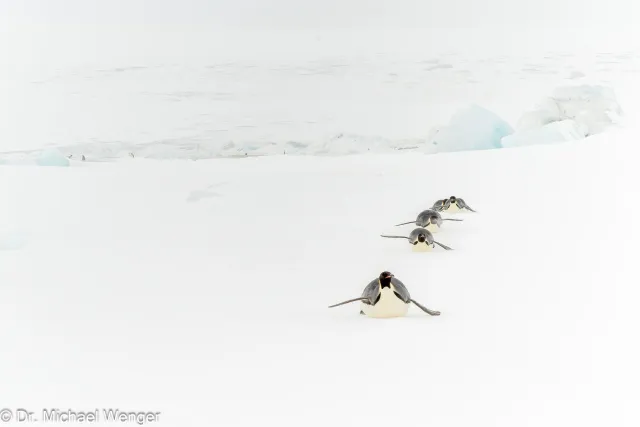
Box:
[2,126,640,426]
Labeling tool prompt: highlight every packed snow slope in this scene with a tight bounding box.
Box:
[2,126,640,426]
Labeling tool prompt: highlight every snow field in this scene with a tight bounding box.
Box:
[1,125,640,425]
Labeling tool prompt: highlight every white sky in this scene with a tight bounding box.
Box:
[1,0,638,66]
[1,0,638,29]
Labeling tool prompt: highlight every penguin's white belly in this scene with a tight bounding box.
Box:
[361,287,409,318]
[411,242,433,252]
[444,204,461,213]
[426,222,440,233]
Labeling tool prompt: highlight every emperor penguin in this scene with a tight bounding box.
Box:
[432,196,476,213]
[394,209,462,233]
[328,271,440,318]
[381,227,453,252]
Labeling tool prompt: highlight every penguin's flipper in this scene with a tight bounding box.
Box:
[381,234,410,239]
[432,199,446,211]
[458,198,476,212]
[394,221,416,227]
[410,299,440,316]
[442,218,464,221]
[433,241,453,250]
[328,297,371,308]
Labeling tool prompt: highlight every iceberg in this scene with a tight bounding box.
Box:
[427,104,514,152]
[516,85,622,136]
[501,119,587,149]
[36,149,70,167]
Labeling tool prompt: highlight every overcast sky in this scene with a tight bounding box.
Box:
[1,0,638,66]
[2,0,637,29]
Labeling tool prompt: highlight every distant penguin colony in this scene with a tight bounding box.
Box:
[329,195,475,318]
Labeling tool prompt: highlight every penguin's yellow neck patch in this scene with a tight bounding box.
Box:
[412,242,433,252]
[426,222,440,233]
[360,286,409,318]
[445,203,461,213]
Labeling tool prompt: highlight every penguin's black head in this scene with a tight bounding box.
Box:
[418,233,427,243]
[449,196,457,202]
[379,271,393,288]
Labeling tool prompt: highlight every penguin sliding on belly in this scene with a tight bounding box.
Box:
[328,271,440,318]
[381,227,453,251]
[432,196,476,213]
[394,209,462,234]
